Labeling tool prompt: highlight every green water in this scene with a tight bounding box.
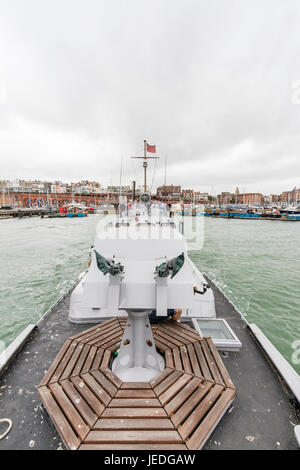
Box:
[0,215,100,351]
[190,218,300,374]
[0,215,299,374]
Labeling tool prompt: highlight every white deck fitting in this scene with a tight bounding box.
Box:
[249,323,300,403]
[0,324,37,376]
[112,311,164,381]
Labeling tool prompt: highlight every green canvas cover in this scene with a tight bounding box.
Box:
[94,250,124,276]
[156,252,185,279]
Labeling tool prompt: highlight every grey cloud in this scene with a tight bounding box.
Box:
[1,0,300,194]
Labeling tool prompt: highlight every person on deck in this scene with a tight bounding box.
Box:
[149,308,182,324]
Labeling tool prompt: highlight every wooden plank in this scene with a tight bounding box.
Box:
[85,430,182,444]
[94,330,123,348]
[160,322,199,344]
[79,443,187,450]
[149,368,173,388]
[81,373,111,406]
[69,319,116,340]
[193,341,213,381]
[153,333,179,350]
[115,389,156,399]
[178,384,224,441]
[60,379,98,428]
[101,366,122,388]
[98,336,123,351]
[171,381,213,428]
[118,317,128,325]
[77,323,119,343]
[173,348,183,371]
[201,340,224,386]
[107,342,122,352]
[159,374,192,406]
[90,370,118,397]
[206,337,236,390]
[94,418,174,430]
[187,343,202,377]
[120,382,151,389]
[100,350,111,368]
[85,331,121,348]
[70,376,105,415]
[180,345,192,374]
[164,377,202,416]
[102,407,167,418]
[158,324,191,345]
[49,341,78,383]
[81,346,97,374]
[38,386,80,450]
[154,370,183,396]
[163,320,200,341]
[109,398,161,408]
[39,339,72,386]
[71,344,91,377]
[154,329,185,348]
[49,382,90,440]
[118,323,127,332]
[76,320,120,343]
[90,348,104,371]
[165,350,174,368]
[85,325,123,346]
[68,325,103,341]
[153,339,168,353]
[186,388,235,450]
[59,343,84,380]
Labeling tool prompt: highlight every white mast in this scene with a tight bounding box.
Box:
[143,139,147,193]
[132,139,159,196]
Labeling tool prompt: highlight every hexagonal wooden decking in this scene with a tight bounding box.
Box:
[38,318,236,450]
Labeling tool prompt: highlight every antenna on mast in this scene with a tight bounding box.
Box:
[118,156,123,198]
[143,139,147,193]
[164,154,167,187]
[131,140,159,195]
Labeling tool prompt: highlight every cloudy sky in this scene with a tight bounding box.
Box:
[1,0,300,194]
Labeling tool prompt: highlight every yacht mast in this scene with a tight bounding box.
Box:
[143,139,147,193]
[132,139,159,195]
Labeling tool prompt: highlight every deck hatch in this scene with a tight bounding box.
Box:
[192,318,242,351]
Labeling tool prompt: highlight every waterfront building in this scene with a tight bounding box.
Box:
[236,193,264,205]
[217,192,234,204]
[156,185,181,201]
[194,192,209,203]
[271,194,280,204]
[280,187,300,204]
[181,189,194,202]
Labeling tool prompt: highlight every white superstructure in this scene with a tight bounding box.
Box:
[69,200,215,381]
[69,202,215,323]
[69,139,216,381]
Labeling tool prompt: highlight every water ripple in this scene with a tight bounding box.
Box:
[189,217,300,374]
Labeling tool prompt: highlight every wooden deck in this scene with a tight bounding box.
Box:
[38,318,236,450]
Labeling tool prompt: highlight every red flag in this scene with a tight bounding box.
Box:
[146,143,156,153]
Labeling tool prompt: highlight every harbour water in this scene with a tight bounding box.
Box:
[0,215,299,374]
